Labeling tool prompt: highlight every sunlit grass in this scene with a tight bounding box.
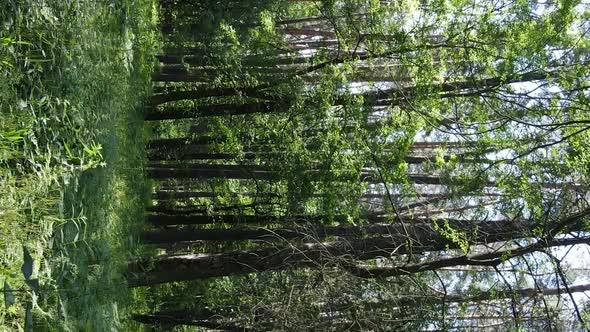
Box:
[0,0,159,330]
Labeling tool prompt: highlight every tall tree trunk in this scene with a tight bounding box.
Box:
[347,236,590,278]
[128,210,590,286]
[146,163,277,180]
[132,313,244,331]
[145,213,359,226]
[141,217,535,243]
[145,102,278,121]
[146,163,584,190]
[146,202,260,215]
[152,190,279,200]
[147,136,217,149]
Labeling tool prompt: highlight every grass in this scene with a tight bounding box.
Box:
[0,1,160,330]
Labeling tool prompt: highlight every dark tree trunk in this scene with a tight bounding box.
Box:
[145,102,279,120]
[146,163,581,190]
[147,136,216,150]
[348,236,590,278]
[132,313,244,330]
[146,202,260,215]
[140,217,535,244]
[146,163,277,180]
[152,190,280,200]
[151,72,209,82]
[128,208,590,286]
[353,67,562,106]
[145,213,361,226]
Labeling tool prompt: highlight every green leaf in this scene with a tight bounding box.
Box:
[0,37,12,45]
[14,40,33,46]
[4,281,15,308]
[21,246,34,280]
[64,142,72,158]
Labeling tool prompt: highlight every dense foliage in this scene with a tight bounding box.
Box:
[136,0,590,331]
[0,1,158,330]
[3,0,590,331]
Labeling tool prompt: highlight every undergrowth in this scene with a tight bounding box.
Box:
[0,1,159,330]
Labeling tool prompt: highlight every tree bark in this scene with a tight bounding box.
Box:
[152,190,279,200]
[132,313,244,330]
[129,210,590,286]
[141,217,536,243]
[145,102,278,120]
[147,136,216,149]
[145,213,361,226]
[146,163,277,180]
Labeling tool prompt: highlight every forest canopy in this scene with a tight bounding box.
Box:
[3,0,585,331]
[130,0,590,331]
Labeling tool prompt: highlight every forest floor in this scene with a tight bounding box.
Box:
[0,1,159,330]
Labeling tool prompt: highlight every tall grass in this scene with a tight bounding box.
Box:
[0,1,159,330]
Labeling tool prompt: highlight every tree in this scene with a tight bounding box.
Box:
[135,0,590,330]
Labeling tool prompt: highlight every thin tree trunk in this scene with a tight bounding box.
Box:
[152,190,279,200]
[146,163,584,190]
[145,213,361,226]
[147,136,217,149]
[347,237,590,278]
[132,313,244,330]
[129,210,590,286]
[145,102,278,120]
[140,217,535,243]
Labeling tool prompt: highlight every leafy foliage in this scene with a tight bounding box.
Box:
[0,0,159,330]
[140,0,590,330]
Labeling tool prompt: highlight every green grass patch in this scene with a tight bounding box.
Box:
[0,1,160,330]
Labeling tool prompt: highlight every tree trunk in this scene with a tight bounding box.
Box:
[347,236,590,278]
[147,136,216,149]
[145,213,361,226]
[145,102,278,121]
[140,217,535,243]
[128,209,590,286]
[132,313,244,330]
[353,67,564,106]
[152,190,279,200]
[146,163,277,180]
[146,202,260,215]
